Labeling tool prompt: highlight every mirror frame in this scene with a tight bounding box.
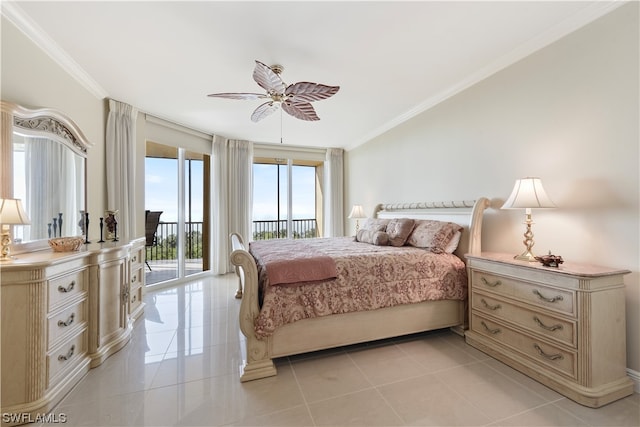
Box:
[1,101,93,253]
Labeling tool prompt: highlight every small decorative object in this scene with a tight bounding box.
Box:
[104,209,118,241]
[84,212,91,243]
[98,217,105,243]
[78,210,85,235]
[58,213,63,237]
[48,236,84,252]
[48,223,52,238]
[113,222,118,242]
[52,218,58,238]
[535,251,564,268]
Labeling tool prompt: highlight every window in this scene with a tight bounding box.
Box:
[252,158,321,240]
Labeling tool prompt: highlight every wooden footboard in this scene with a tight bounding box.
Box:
[230,197,489,382]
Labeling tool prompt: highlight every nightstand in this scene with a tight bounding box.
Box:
[465,252,633,408]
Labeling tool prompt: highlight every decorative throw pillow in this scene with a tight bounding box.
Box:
[406,220,463,253]
[360,218,389,232]
[356,229,389,246]
[385,218,415,247]
[444,230,463,254]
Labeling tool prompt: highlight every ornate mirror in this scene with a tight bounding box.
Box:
[1,101,92,253]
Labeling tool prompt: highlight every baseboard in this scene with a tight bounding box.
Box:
[627,368,640,393]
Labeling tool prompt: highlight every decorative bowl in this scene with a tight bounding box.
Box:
[534,253,564,268]
[48,236,85,252]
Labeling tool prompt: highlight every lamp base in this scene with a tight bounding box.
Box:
[1,229,12,261]
[514,212,538,262]
[513,250,538,262]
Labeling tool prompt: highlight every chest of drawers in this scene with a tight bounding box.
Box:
[1,238,146,425]
[465,253,633,408]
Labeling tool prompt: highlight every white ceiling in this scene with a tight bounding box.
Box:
[3,1,622,150]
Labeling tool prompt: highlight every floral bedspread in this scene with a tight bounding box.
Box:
[249,237,467,338]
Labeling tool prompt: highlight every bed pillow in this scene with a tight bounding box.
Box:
[406,220,463,253]
[360,218,389,232]
[445,229,463,254]
[356,229,389,246]
[385,218,415,247]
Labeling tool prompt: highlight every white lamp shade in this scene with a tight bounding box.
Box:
[348,205,366,219]
[501,177,556,209]
[0,198,31,225]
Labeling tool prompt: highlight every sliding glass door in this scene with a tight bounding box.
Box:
[145,142,208,286]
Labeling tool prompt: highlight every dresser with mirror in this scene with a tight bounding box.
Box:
[0,101,145,425]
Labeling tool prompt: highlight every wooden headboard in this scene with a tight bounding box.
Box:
[373,197,490,260]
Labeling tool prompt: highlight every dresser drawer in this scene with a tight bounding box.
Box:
[48,269,88,310]
[471,271,575,316]
[472,291,577,347]
[47,329,87,386]
[130,264,143,289]
[129,285,143,313]
[48,300,87,349]
[129,245,144,268]
[471,313,577,379]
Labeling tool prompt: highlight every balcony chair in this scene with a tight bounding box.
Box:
[145,210,162,271]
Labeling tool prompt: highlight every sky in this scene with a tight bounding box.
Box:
[145,158,316,223]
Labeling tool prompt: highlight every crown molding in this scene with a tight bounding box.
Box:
[344,1,626,151]
[1,2,108,100]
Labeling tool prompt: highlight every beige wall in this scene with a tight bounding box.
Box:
[346,3,639,372]
[1,17,107,229]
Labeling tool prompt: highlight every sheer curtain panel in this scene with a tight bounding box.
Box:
[106,99,137,243]
[212,135,253,274]
[323,148,344,237]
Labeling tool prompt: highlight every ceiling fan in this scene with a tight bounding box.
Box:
[208,60,340,122]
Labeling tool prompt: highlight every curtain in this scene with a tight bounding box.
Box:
[106,99,137,243]
[323,148,344,237]
[1,110,12,198]
[211,135,253,274]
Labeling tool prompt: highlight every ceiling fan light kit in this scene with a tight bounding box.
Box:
[208,60,340,122]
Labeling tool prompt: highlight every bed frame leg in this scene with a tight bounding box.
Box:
[240,359,277,382]
[234,265,243,299]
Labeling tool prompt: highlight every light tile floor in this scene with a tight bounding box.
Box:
[43,274,639,426]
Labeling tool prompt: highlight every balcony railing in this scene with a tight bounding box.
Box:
[146,218,318,262]
[252,219,318,240]
[146,221,203,262]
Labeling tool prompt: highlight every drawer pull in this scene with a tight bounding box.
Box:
[131,275,137,284]
[481,277,502,287]
[481,298,501,311]
[58,345,75,361]
[533,289,563,303]
[57,313,75,327]
[533,343,564,361]
[480,321,501,335]
[533,316,563,332]
[57,281,75,293]
[121,286,130,304]
[132,255,137,262]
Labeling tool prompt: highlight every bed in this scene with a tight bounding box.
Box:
[230,197,490,382]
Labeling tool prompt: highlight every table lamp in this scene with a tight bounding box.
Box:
[348,205,366,233]
[0,198,31,261]
[501,177,555,261]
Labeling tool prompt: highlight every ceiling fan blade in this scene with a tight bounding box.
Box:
[253,60,286,94]
[207,92,266,100]
[282,101,319,121]
[251,101,280,122]
[285,82,340,103]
